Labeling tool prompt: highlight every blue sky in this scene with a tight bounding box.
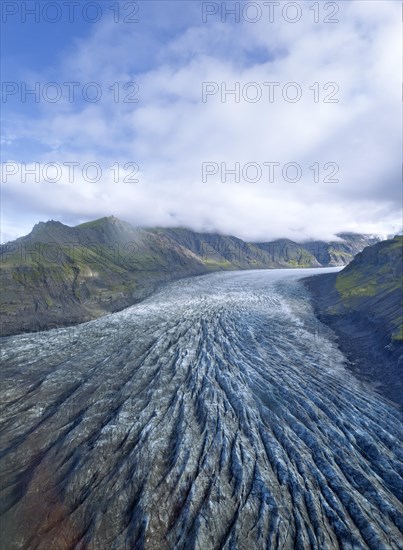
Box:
[1,0,401,242]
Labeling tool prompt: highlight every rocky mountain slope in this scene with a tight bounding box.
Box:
[152,228,380,268]
[0,216,381,336]
[304,236,403,406]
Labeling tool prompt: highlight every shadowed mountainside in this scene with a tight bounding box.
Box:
[304,236,403,406]
[1,216,381,336]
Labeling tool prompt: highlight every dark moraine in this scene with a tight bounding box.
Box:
[1,269,402,549]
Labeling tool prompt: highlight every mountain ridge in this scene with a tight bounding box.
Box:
[1,216,382,336]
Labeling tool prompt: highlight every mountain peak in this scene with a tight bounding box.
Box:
[30,220,68,234]
[78,215,128,228]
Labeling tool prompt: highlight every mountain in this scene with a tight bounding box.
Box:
[152,228,381,269]
[0,216,382,336]
[299,232,383,266]
[304,236,403,406]
[0,217,211,336]
[151,228,317,269]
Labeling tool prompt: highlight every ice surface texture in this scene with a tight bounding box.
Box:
[1,269,402,549]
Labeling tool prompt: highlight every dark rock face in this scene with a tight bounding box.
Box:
[1,270,402,549]
[0,217,382,337]
[304,237,403,407]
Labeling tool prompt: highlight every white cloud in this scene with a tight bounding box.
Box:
[2,0,401,241]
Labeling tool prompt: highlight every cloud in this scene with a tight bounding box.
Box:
[2,0,401,241]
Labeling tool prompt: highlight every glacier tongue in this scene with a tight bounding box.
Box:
[0,268,402,550]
